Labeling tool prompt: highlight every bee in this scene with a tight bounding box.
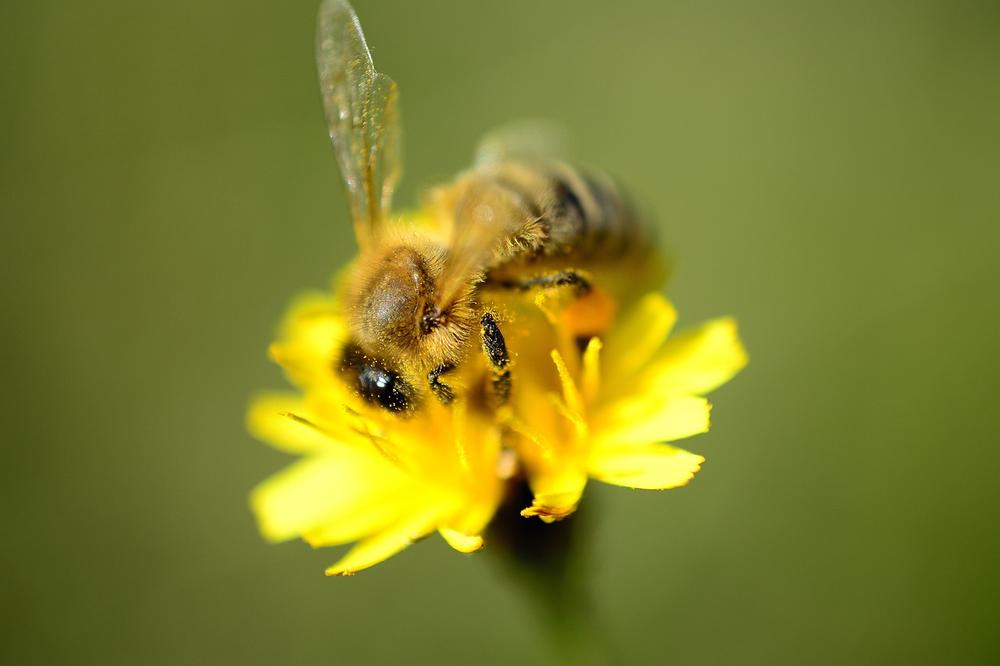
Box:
[317,0,657,414]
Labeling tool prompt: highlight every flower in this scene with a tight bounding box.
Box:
[248,292,503,575]
[512,292,748,522]
[248,283,746,572]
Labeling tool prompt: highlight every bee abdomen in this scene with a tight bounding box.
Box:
[488,161,644,261]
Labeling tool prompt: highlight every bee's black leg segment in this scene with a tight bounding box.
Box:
[481,312,509,369]
[428,363,456,405]
[486,271,592,297]
[481,312,511,405]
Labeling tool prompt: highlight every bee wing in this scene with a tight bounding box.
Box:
[474,119,570,167]
[317,0,402,249]
[436,177,537,307]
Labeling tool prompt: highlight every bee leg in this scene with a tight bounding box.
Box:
[487,271,592,297]
[427,363,456,405]
[481,312,511,405]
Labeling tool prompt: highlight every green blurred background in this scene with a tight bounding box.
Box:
[3,0,999,663]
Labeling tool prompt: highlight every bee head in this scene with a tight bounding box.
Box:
[351,244,436,355]
[346,239,475,396]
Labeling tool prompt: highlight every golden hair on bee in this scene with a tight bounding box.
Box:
[343,228,479,376]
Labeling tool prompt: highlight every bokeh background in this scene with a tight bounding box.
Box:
[3,0,999,663]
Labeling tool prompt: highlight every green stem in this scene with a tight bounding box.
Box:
[486,483,613,664]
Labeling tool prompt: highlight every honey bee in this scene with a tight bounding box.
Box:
[317,0,657,414]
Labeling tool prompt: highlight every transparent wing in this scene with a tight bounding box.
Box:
[438,182,508,300]
[317,0,401,248]
[436,177,539,307]
[474,119,570,167]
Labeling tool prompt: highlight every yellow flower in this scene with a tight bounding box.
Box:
[249,284,746,572]
[248,292,503,575]
[513,292,748,522]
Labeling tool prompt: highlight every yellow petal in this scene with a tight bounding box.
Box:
[589,443,704,490]
[592,394,711,447]
[325,508,443,576]
[520,493,581,523]
[442,486,503,537]
[303,483,419,547]
[438,528,484,553]
[247,393,335,455]
[270,292,347,387]
[645,317,748,396]
[521,467,588,523]
[250,451,406,543]
[602,293,677,382]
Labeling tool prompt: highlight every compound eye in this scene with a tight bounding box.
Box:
[356,364,411,413]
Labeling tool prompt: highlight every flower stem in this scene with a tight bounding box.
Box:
[486,482,612,664]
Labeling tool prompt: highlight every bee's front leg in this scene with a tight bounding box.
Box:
[428,363,456,404]
[480,312,511,406]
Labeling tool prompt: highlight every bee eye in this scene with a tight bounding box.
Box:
[356,364,411,412]
[339,343,413,414]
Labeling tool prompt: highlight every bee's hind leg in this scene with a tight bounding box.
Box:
[480,312,511,406]
[486,271,592,297]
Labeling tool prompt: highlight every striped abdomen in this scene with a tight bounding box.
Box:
[471,160,647,264]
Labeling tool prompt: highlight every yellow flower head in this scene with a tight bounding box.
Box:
[512,293,749,521]
[248,292,503,575]
[251,0,748,576]
[249,284,746,572]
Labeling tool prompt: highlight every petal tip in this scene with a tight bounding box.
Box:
[439,528,485,554]
[325,567,356,577]
[520,502,578,523]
